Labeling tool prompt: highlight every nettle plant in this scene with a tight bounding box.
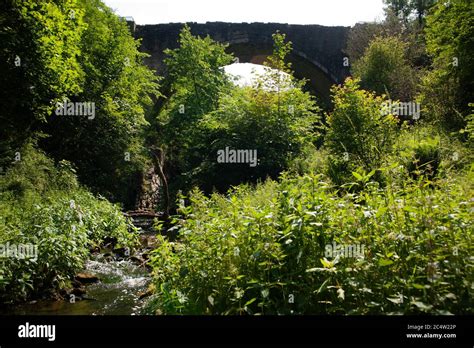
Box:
[146,171,473,315]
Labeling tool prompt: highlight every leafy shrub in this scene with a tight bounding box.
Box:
[0,146,138,303]
[147,171,473,315]
[0,0,86,170]
[392,124,473,182]
[191,84,320,192]
[325,78,397,184]
[326,155,352,187]
[460,103,474,148]
[352,36,418,101]
[405,137,441,179]
[289,146,328,177]
[420,0,474,132]
[156,29,321,197]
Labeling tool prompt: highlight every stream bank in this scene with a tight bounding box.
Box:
[1,214,162,315]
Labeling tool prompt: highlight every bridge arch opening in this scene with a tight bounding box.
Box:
[226,42,337,107]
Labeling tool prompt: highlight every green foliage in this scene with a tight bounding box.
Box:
[346,22,387,64]
[0,0,86,168]
[0,0,159,206]
[461,103,474,147]
[0,145,138,303]
[352,36,418,100]
[162,25,233,120]
[157,28,320,196]
[1,0,472,317]
[346,8,431,77]
[154,25,233,199]
[325,78,397,181]
[420,0,474,131]
[147,171,473,314]
[392,124,473,179]
[383,0,437,24]
[383,0,413,21]
[0,0,148,303]
[190,82,320,192]
[264,31,293,74]
[40,0,160,206]
[405,137,441,179]
[1,142,77,198]
[289,146,328,177]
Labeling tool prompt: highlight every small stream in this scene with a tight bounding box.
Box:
[3,255,151,315]
[2,214,160,315]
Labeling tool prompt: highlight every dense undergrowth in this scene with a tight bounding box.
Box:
[0,145,138,303]
[147,161,473,314]
[146,61,473,315]
[1,0,472,316]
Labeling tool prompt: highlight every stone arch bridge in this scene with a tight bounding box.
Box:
[132,22,351,106]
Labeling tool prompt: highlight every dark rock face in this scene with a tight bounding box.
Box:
[134,22,351,104]
[135,166,161,212]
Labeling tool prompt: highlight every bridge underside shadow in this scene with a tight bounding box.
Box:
[228,43,336,107]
